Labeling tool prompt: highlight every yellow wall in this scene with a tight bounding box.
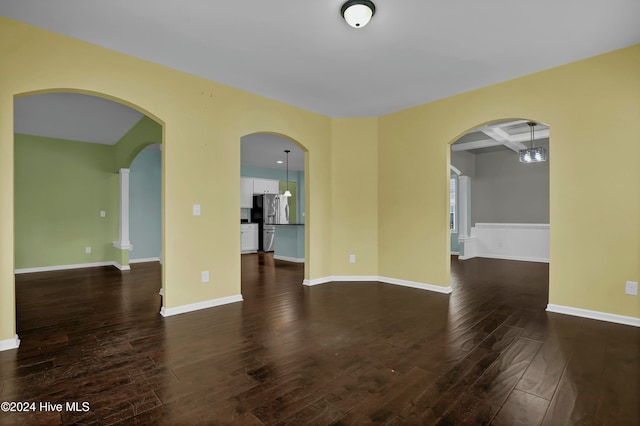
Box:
[330,118,379,276]
[379,44,640,318]
[1,17,638,342]
[0,18,347,340]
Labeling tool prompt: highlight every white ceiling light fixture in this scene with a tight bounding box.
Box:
[283,150,292,197]
[341,0,376,28]
[519,122,547,163]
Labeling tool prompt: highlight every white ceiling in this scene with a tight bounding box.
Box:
[14,93,143,145]
[2,1,639,118]
[241,134,304,172]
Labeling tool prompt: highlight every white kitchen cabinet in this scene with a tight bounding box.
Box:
[252,178,280,195]
[240,178,254,208]
[241,223,259,253]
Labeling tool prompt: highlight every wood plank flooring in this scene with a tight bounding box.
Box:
[1,254,638,425]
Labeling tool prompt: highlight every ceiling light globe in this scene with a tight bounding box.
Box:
[341,1,375,28]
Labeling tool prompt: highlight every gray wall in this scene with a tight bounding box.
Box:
[451,150,476,177]
[471,139,549,224]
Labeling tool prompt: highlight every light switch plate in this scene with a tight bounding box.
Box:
[201,271,210,283]
[193,204,201,216]
[625,281,638,296]
[100,210,106,217]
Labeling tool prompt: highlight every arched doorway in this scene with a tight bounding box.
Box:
[448,118,550,293]
[239,132,308,298]
[11,90,165,349]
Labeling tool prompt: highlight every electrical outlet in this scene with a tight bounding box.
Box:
[201,271,210,283]
[85,246,91,254]
[100,210,106,218]
[625,281,638,296]
[349,254,356,263]
[193,204,201,216]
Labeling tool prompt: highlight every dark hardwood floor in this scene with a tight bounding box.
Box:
[1,254,638,425]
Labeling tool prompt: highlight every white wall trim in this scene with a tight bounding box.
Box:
[160,294,243,317]
[466,223,549,263]
[273,255,305,263]
[547,304,640,328]
[113,262,131,271]
[475,223,550,229]
[450,251,460,255]
[15,261,117,274]
[0,335,20,352]
[112,241,133,250]
[474,254,549,264]
[129,257,161,264]
[378,276,453,294]
[303,276,452,294]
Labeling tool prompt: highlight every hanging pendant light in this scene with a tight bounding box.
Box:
[519,122,547,163]
[341,0,376,28]
[283,150,292,197]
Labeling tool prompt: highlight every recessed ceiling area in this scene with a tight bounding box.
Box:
[452,120,550,155]
[14,93,143,145]
[2,1,639,117]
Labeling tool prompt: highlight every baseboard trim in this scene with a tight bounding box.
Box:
[129,257,161,264]
[15,262,117,274]
[303,275,452,294]
[113,262,131,271]
[546,304,640,328]
[378,276,453,294]
[450,251,460,255]
[160,294,243,317]
[464,254,549,264]
[273,255,305,263]
[0,334,20,352]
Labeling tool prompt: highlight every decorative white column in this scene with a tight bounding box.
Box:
[457,176,477,260]
[458,176,470,238]
[113,168,132,250]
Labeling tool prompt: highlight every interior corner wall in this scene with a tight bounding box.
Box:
[379,44,640,319]
[14,134,118,269]
[471,139,550,224]
[129,147,162,261]
[330,117,378,276]
[115,115,162,169]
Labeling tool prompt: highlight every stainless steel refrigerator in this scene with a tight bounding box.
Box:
[251,194,289,251]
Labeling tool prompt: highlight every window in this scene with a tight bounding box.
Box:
[450,177,456,231]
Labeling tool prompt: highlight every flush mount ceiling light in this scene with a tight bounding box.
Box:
[519,122,547,163]
[341,0,376,28]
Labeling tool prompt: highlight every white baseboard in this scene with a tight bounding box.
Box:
[15,261,117,274]
[129,257,161,264]
[546,304,640,328]
[273,255,305,263]
[303,275,452,294]
[450,251,460,255]
[113,262,131,271]
[160,294,243,317]
[0,334,20,352]
[378,276,453,294]
[457,254,549,263]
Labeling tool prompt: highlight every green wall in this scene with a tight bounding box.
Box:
[14,115,162,270]
[14,134,119,269]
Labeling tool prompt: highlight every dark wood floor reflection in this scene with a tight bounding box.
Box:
[1,255,638,425]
